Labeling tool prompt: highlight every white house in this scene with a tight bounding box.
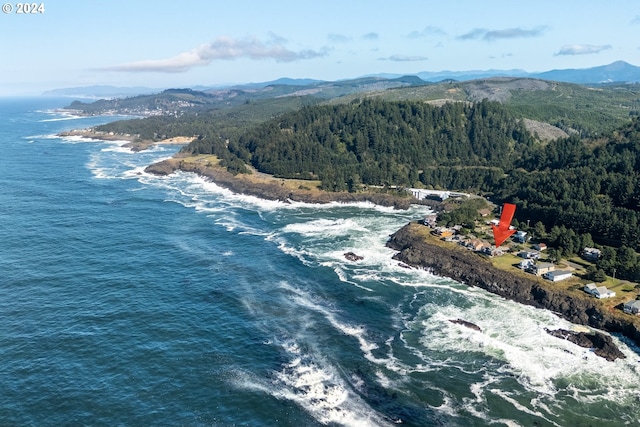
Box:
[582,247,602,262]
[518,259,534,269]
[544,270,573,282]
[513,231,528,243]
[623,300,640,315]
[584,283,616,299]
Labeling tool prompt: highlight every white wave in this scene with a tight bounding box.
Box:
[24,133,60,140]
[39,115,86,122]
[410,292,640,411]
[271,338,394,426]
[227,334,393,426]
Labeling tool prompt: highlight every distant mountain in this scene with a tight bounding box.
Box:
[63,77,429,115]
[43,85,162,99]
[375,61,640,84]
[415,69,529,82]
[530,61,640,84]
[238,77,326,89]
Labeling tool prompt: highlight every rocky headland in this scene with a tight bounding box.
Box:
[57,129,193,152]
[145,156,426,210]
[386,222,640,361]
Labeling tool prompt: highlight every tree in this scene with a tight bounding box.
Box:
[533,221,547,239]
[592,268,608,283]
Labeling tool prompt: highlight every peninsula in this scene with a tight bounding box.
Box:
[57,128,194,152]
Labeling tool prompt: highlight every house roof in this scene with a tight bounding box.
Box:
[624,300,640,309]
[545,270,572,279]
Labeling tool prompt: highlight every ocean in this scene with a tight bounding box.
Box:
[1,97,639,427]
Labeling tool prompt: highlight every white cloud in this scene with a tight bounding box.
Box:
[458,26,547,41]
[555,44,612,56]
[407,26,446,39]
[328,33,351,43]
[100,36,329,73]
[378,55,428,62]
[362,32,379,41]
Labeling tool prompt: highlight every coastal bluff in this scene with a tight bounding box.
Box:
[387,222,640,360]
[145,157,419,209]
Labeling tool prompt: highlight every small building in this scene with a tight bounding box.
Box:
[533,243,547,251]
[543,270,573,282]
[582,247,602,262]
[518,259,534,270]
[517,250,541,260]
[623,300,640,315]
[584,283,616,299]
[465,239,486,251]
[529,262,555,276]
[482,246,504,257]
[513,231,528,243]
[421,214,438,228]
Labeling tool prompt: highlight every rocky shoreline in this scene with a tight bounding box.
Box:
[146,153,637,360]
[145,157,431,210]
[387,222,640,361]
[57,129,193,152]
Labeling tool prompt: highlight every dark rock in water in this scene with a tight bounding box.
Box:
[545,328,626,361]
[145,159,178,176]
[449,318,482,332]
[344,251,364,262]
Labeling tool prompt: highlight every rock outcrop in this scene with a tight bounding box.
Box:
[449,318,482,332]
[344,252,364,262]
[545,328,626,361]
[387,222,640,360]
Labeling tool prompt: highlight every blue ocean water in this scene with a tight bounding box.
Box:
[1,97,640,427]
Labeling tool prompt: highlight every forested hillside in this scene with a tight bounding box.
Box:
[219,99,533,191]
[182,97,640,277]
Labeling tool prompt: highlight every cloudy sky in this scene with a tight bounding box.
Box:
[1,0,638,95]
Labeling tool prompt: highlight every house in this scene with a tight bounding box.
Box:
[421,214,438,228]
[518,259,534,270]
[529,262,555,276]
[482,246,504,257]
[582,247,602,262]
[584,283,616,299]
[623,300,640,315]
[543,270,573,282]
[513,231,528,243]
[533,243,547,251]
[465,239,487,251]
[517,250,541,260]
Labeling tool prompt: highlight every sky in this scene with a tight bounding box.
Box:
[1,0,639,95]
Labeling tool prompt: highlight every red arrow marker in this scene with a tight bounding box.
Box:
[492,203,516,247]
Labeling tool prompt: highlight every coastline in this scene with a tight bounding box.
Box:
[144,154,432,209]
[57,129,194,152]
[81,131,638,359]
[387,222,640,359]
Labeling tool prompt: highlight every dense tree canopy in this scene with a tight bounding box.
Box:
[231,99,532,190]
